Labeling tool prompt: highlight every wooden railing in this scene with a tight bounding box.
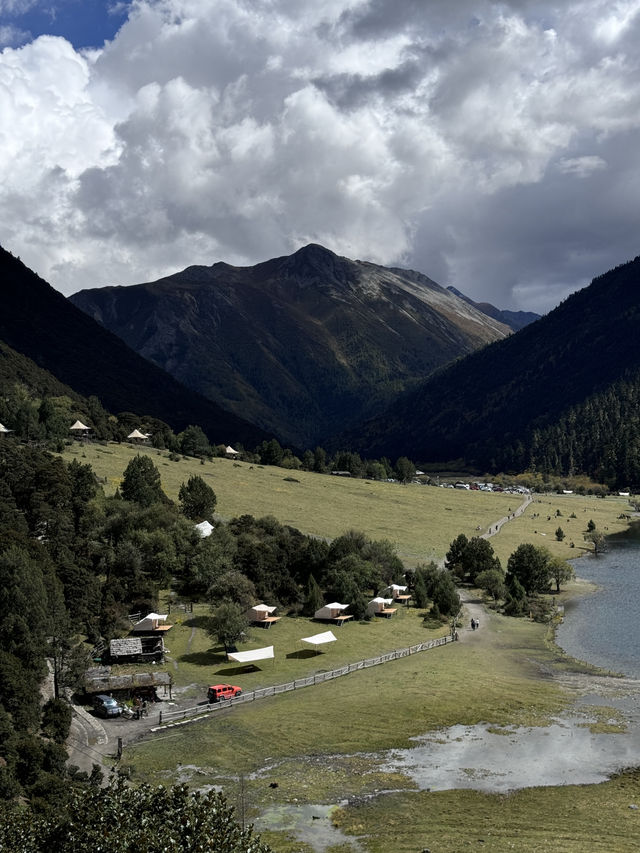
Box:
[155,635,452,727]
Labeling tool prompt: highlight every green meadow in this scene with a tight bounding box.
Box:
[62,442,640,852]
[61,441,632,566]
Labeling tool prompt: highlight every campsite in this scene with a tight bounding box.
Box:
[54,443,640,853]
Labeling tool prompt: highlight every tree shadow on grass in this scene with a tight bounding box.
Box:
[216,665,260,676]
[182,616,212,630]
[179,649,227,666]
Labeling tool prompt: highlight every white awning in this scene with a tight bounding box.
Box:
[301,631,337,646]
[70,420,90,430]
[227,646,274,663]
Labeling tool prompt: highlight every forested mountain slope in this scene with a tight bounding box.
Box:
[0,247,270,447]
[70,243,511,447]
[346,255,640,486]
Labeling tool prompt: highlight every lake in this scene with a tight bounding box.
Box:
[555,524,640,677]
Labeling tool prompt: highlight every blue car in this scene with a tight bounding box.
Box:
[92,694,121,718]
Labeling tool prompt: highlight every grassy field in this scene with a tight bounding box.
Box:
[122,598,640,853]
[60,441,633,566]
[62,442,640,852]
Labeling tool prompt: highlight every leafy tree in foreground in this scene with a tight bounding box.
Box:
[179,474,217,521]
[463,537,501,585]
[209,602,249,653]
[549,555,575,593]
[475,568,506,602]
[445,533,469,580]
[0,779,272,852]
[179,424,212,458]
[302,574,324,617]
[584,530,606,554]
[506,543,552,595]
[120,454,167,507]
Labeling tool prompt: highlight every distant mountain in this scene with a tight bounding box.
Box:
[342,255,640,486]
[0,247,270,447]
[70,244,511,448]
[447,286,540,331]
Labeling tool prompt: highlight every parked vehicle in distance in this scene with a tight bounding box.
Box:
[92,694,121,718]
[207,683,242,703]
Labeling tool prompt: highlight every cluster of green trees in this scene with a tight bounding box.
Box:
[481,370,640,489]
[0,779,271,852]
[1,438,448,832]
[445,533,575,618]
[1,382,424,486]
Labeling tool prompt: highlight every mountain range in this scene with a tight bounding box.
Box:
[346,255,640,486]
[69,244,512,447]
[446,286,540,332]
[3,241,639,487]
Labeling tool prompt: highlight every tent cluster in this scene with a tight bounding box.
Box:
[226,630,338,667]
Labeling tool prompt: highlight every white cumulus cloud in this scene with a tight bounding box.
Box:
[1,0,640,310]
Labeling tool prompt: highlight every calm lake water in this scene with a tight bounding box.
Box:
[555,524,640,677]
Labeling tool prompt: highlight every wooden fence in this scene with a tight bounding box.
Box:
[155,634,452,727]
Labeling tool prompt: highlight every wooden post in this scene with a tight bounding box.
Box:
[117,738,123,759]
[158,710,163,725]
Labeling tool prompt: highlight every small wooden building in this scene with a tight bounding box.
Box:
[83,666,172,701]
[109,636,164,663]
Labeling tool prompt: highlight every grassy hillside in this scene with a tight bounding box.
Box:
[61,442,632,566]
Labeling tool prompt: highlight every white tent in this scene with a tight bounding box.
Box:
[195,520,214,538]
[385,584,408,594]
[227,646,274,664]
[225,445,239,456]
[301,630,337,646]
[247,604,277,619]
[367,596,394,615]
[132,612,171,632]
[314,602,349,620]
[0,423,12,434]
[127,428,148,440]
[70,420,90,431]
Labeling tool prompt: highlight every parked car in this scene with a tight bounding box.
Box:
[207,683,242,703]
[92,694,121,718]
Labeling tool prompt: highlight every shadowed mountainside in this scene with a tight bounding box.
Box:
[340,254,640,485]
[0,246,270,447]
[70,243,511,447]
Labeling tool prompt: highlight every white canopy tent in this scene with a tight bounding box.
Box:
[132,612,171,633]
[0,423,12,434]
[195,520,214,538]
[301,630,337,646]
[127,428,148,440]
[227,646,274,665]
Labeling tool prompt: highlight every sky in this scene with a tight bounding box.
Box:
[1,1,640,313]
